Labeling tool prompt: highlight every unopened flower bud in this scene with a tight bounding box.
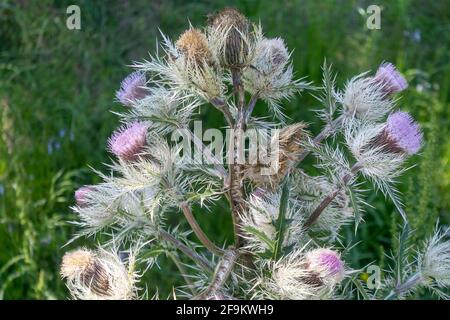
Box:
[208,7,251,68]
[74,186,94,207]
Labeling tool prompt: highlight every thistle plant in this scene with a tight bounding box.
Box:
[61,8,449,300]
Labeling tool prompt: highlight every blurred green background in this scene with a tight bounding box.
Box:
[0,0,449,299]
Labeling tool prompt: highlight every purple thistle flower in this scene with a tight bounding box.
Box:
[317,250,344,276]
[383,111,423,155]
[305,248,345,280]
[75,186,94,207]
[108,122,148,161]
[116,71,148,107]
[374,62,408,95]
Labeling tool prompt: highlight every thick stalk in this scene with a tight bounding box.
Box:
[193,248,238,300]
[229,69,247,246]
[210,97,233,126]
[244,92,259,121]
[303,161,362,229]
[180,202,224,256]
[384,273,423,300]
[159,229,213,272]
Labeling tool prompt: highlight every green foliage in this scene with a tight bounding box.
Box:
[0,0,449,299]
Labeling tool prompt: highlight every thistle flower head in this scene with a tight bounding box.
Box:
[419,229,450,288]
[108,122,148,161]
[255,38,289,73]
[242,36,305,121]
[381,111,423,155]
[61,249,96,279]
[116,71,148,107]
[304,248,345,284]
[270,248,345,299]
[208,7,251,67]
[74,186,94,207]
[342,73,394,121]
[61,248,137,300]
[175,28,212,65]
[374,62,408,95]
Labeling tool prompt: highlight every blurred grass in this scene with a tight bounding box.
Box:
[0,0,449,299]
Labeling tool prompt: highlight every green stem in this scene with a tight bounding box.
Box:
[296,114,344,164]
[304,161,362,229]
[167,251,195,295]
[159,229,213,272]
[193,248,238,300]
[180,202,224,256]
[385,273,423,300]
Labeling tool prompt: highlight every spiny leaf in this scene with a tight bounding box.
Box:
[395,222,410,285]
[243,226,276,254]
[273,176,290,260]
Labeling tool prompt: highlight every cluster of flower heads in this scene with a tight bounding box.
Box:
[62,8,450,301]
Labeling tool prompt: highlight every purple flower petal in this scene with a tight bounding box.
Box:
[385,111,423,155]
[75,186,94,207]
[108,122,148,161]
[116,71,148,107]
[374,62,408,94]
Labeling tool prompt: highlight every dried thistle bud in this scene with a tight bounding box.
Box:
[208,7,251,68]
[61,249,111,296]
[243,123,308,188]
[373,62,408,95]
[116,71,148,107]
[61,249,96,280]
[74,186,94,207]
[176,28,212,65]
[373,111,423,155]
[61,248,137,300]
[107,122,148,161]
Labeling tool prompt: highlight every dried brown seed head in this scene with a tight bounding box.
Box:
[176,28,212,65]
[244,123,308,188]
[80,259,111,296]
[61,249,95,279]
[208,7,251,68]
